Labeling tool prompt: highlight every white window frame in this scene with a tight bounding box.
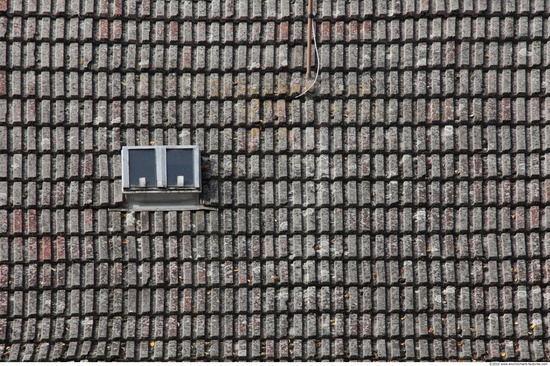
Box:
[122,145,201,190]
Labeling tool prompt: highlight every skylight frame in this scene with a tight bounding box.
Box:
[122,145,201,191]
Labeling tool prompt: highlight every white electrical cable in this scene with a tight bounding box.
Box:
[296,20,320,98]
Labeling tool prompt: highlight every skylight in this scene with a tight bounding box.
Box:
[121,145,203,211]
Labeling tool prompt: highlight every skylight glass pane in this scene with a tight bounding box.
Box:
[128,149,157,187]
[166,149,195,187]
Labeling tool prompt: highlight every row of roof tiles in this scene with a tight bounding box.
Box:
[3,70,550,99]
[2,257,549,287]
[2,17,550,43]
[2,153,550,183]
[2,179,550,215]
[2,336,547,361]
[2,289,549,332]
[2,0,546,19]
[1,204,550,236]
[2,42,550,72]
[1,99,550,126]
[3,153,550,181]
[2,231,550,261]
[8,308,549,337]
[5,179,550,209]
[2,125,550,152]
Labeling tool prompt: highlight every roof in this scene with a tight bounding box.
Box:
[1,0,550,361]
